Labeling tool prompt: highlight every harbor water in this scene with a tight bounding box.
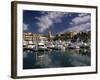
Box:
[23,48,91,69]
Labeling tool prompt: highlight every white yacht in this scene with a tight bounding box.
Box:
[47,41,55,49]
[27,41,35,49]
[37,41,48,51]
[54,40,66,51]
[23,41,28,48]
[80,42,90,48]
[68,43,80,49]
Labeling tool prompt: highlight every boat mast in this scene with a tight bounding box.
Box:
[48,27,52,41]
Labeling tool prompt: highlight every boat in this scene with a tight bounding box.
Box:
[23,40,28,48]
[80,42,90,48]
[27,41,36,49]
[68,43,80,49]
[54,40,66,51]
[47,41,55,50]
[37,41,48,51]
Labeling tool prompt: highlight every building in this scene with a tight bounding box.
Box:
[23,32,33,41]
[70,31,78,38]
[23,32,48,44]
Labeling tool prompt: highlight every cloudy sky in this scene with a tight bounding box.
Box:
[23,10,91,35]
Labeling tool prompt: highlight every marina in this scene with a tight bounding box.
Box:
[22,10,91,69]
[23,30,91,69]
[23,39,90,51]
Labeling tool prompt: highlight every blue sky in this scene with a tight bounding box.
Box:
[23,10,91,35]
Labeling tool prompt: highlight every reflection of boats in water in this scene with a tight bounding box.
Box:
[79,48,91,56]
[23,47,90,69]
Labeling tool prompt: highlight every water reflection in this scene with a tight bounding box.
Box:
[23,48,91,69]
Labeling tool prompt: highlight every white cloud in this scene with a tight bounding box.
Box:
[68,13,91,32]
[23,24,29,31]
[78,13,88,17]
[71,14,91,25]
[67,22,90,32]
[60,13,91,34]
[36,11,68,33]
[59,22,90,34]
